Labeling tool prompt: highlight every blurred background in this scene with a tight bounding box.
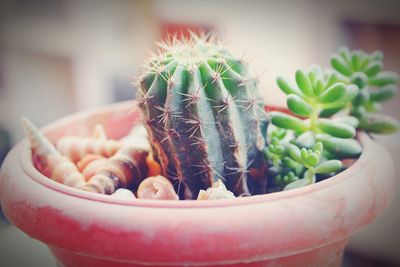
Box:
[0,0,399,266]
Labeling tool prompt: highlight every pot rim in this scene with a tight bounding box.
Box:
[17,101,371,209]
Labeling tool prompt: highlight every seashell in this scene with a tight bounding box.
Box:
[76,154,108,181]
[56,124,121,163]
[21,117,86,188]
[80,144,149,194]
[197,180,235,200]
[20,117,59,159]
[137,175,179,200]
[110,188,136,200]
[120,131,150,151]
[78,123,151,180]
[48,157,86,188]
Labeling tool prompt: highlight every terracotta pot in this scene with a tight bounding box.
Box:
[0,101,395,267]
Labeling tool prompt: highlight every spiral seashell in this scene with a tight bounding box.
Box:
[80,143,149,194]
[78,136,160,191]
[47,157,86,188]
[76,154,108,181]
[79,124,151,194]
[197,180,235,200]
[56,124,121,163]
[21,117,86,188]
[137,175,179,200]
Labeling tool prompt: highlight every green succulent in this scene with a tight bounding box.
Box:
[265,129,288,169]
[270,65,362,158]
[331,47,399,134]
[266,47,399,192]
[264,127,303,188]
[264,127,343,191]
[283,142,342,190]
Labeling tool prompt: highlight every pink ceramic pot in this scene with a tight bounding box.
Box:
[0,101,395,267]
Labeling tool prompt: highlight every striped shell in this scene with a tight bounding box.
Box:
[80,125,150,194]
[21,117,86,188]
[76,154,108,181]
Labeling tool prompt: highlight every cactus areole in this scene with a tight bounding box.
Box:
[137,33,268,199]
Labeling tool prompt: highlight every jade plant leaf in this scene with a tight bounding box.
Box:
[316,134,362,159]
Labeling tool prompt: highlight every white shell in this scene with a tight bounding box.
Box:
[110,188,136,200]
[197,180,235,200]
[20,117,60,157]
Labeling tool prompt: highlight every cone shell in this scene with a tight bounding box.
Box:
[20,117,85,188]
[20,117,60,159]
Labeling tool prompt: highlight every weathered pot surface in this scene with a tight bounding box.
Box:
[0,101,395,267]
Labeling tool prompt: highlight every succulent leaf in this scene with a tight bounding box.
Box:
[287,143,303,164]
[364,61,383,77]
[333,116,359,128]
[314,160,342,174]
[316,134,362,158]
[369,71,398,87]
[331,55,352,76]
[270,112,308,133]
[360,113,400,134]
[319,83,346,103]
[277,76,300,95]
[339,47,352,63]
[295,70,314,97]
[316,119,356,138]
[319,107,342,117]
[287,94,313,117]
[284,177,312,190]
[369,85,398,102]
[351,52,362,71]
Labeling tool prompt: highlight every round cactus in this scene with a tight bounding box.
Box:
[137,33,268,199]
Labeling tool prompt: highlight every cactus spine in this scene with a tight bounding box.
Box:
[137,33,268,199]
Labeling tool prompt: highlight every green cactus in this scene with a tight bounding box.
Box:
[137,33,268,199]
[331,47,399,134]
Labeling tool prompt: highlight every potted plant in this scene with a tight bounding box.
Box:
[0,33,398,267]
